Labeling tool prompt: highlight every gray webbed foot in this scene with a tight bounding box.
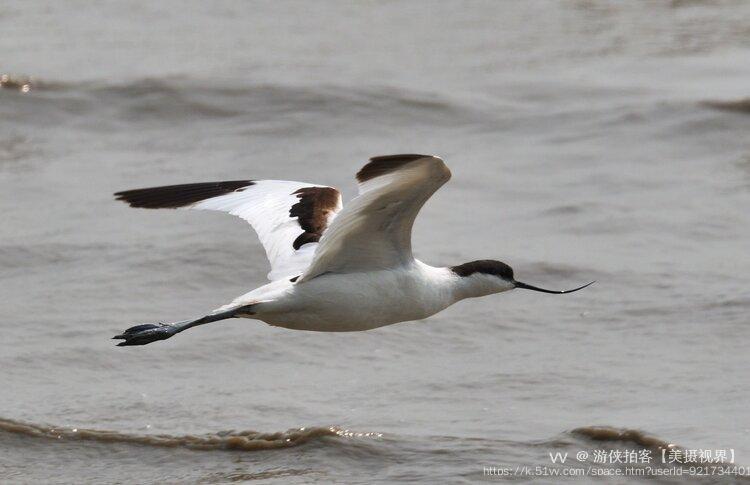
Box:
[113,323,177,346]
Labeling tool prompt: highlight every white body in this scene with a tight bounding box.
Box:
[220,260,513,332]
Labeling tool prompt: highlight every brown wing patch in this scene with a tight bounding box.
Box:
[115,181,255,209]
[356,154,435,183]
[289,187,341,250]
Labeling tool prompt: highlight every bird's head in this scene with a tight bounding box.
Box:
[449,260,594,299]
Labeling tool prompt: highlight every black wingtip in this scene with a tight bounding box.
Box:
[114,180,255,209]
[356,154,438,183]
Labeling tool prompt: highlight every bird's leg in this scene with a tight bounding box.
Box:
[112,309,240,346]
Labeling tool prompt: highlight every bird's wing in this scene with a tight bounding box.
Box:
[298,154,450,282]
[114,180,342,281]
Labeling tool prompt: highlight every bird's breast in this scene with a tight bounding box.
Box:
[257,268,453,332]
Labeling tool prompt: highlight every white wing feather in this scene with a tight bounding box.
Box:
[193,180,340,280]
[115,180,342,281]
[299,155,450,282]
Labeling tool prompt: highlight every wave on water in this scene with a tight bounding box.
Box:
[571,426,738,466]
[702,98,750,114]
[572,426,678,452]
[0,74,34,93]
[0,416,698,458]
[0,417,381,452]
[0,74,479,128]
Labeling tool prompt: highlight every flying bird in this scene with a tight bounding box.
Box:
[113,154,593,346]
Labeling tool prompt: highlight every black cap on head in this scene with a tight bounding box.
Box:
[451,260,595,294]
[450,260,514,280]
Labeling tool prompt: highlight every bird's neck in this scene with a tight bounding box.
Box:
[450,274,497,301]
